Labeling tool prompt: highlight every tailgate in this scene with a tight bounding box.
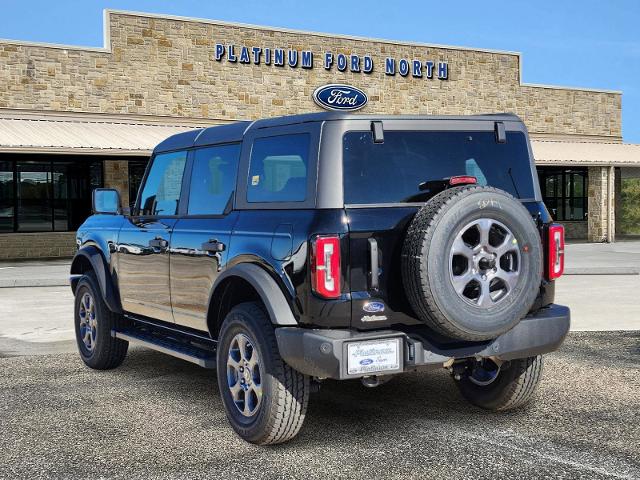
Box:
[345,205,423,330]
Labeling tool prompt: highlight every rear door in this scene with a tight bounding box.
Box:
[341,121,539,330]
[116,150,188,322]
[169,143,241,331]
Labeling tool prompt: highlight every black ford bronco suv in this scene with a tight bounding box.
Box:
[71,113,569,445]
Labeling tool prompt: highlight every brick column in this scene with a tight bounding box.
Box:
[103,160,130,208]
[587,166,615,242]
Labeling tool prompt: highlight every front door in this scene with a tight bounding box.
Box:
[170,143,241,331]
[116,150,188,323]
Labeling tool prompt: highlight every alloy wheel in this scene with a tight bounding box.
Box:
[226,333,263,417]
[78,292,97,352]
[449,218,521,308]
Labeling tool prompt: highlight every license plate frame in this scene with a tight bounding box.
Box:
[346,338,402,377]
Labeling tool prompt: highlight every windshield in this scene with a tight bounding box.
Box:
[343,130,536,204]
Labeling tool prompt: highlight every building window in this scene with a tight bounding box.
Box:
[0,161,14,232]
[537,167,588,221]
[0,155,103,233]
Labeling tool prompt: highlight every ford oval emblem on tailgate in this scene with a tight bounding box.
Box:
[363,301,385,313]
[313,84,368,111]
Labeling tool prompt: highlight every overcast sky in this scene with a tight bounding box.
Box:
[1,0,638,142]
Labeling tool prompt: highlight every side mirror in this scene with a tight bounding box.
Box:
[93,188,121,215]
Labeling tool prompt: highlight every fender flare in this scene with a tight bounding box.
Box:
[70,246,123,314]
[211,263,297,326]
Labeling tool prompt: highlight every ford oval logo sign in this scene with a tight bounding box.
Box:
[313,84,368,111]
[359,358,374,366]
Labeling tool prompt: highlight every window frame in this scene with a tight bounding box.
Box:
[235,123,321,210]
[316,118,541,209]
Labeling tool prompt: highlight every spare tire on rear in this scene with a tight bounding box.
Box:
[401,185,542,341]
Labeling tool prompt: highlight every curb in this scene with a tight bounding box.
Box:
[0,279,69,288]
[563,267,640,276]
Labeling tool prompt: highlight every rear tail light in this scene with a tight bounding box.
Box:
[311,235,341,299]
[547,224,565,280]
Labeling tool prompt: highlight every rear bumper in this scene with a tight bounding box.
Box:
[275,304,570,380]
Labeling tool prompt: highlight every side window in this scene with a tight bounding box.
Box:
[188,144,241,215]
[138,151,188,216]
[247,133,310,203]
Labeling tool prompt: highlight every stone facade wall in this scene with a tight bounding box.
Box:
[561,221,589,240]
[0,232,76,259]
[0,12,622,138]
[104,160,130,208]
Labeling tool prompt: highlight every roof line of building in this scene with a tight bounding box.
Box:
[0,108,216,128]
[0,9,623,96]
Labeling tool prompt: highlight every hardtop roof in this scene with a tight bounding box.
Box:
[153,112,522,153]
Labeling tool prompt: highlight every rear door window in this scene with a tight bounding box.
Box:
[343,130,535,204]
[138,151,188,216]
[187,144,241,215]
[247,134,310,203]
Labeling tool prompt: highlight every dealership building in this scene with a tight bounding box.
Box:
[0,10,639,260]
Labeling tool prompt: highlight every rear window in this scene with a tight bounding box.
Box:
[343,130,535,204]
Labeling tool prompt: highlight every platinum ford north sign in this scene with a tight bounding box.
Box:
[214,44,449,80]
[313,84,368,111]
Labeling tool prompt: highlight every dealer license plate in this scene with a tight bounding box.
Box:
[347,338,401,376]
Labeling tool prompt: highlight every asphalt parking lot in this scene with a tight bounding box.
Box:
[1,332,638,479]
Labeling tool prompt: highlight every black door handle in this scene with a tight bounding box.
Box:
[202,239,225,253]
[149,237,168,249]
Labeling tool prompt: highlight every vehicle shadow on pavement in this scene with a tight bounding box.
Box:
[113,346,544,442]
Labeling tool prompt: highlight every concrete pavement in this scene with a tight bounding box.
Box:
[564,241,640,275]
[0,258,70,287]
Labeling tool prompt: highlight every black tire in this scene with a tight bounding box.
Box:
[402,186,543,341]
[456,356,544,411]
[216,302,309,445]
[74,272,128,369]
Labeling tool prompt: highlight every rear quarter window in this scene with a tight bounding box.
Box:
[343,130,535,204]
[247,133,310,203]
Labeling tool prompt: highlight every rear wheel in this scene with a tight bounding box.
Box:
[216,302,309,445]
[455,356,544,411]
[74,272,128,370]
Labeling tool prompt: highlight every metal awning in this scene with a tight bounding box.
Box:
[531,140,640,167]
[0,116,200,155]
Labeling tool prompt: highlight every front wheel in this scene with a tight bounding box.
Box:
[455,356,544,411]
[216,302,309,445]
[74,272,128,370]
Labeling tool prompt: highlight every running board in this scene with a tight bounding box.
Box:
[113,329,217,369]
